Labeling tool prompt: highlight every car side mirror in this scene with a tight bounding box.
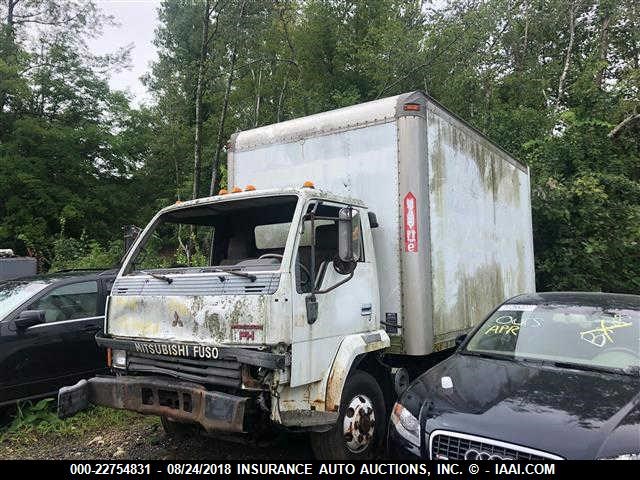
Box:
[15,310,46,330]
[338,207,362,263]
[455,333,467,347]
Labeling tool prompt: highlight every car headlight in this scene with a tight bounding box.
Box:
[391,402,420,447]
[112,349,127,369]
[600,453,640,460]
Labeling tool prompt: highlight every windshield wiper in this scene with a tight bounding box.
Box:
[461,350,518,362]
[139,270,173,284]
[518,357,633,376]
[202,267,256,282]
[551,360,632,376]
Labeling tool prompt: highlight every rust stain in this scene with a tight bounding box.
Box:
[303,384,311,403]
[433,262,505,344]
[326,363,346,412]
[280,399,299,410]
[109,294,269,344]
[203,312,222,341]
[240,366,264,390]
[172,311,183,327]
[364,341,386,353]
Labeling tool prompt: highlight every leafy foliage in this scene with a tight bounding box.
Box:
[50,236,123,272]
[0,403,148,440]
[0,0,154,267]
[1,0,638,292]
[3,399,60,434]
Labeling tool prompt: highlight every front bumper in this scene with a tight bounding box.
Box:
[58,375,247,433]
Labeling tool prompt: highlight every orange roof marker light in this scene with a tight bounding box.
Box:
[218,189,228,195]
[302,181,315,188]
[245,185,256,191]
[231,186,242,193]
[174,200,183,205]
[403,103,421,111]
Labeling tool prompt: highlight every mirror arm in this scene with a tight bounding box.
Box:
[309,212,316,293]
[307,202,357,296]
[314,270,354,295]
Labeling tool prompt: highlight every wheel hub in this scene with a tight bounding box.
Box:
[342,394,375,453]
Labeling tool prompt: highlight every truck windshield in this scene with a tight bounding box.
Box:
[127,195,298,273]
[464,303,640,373]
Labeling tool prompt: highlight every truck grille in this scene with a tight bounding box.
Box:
[429,430,562,460]
[127,353,241,388]
[112,273,280,296]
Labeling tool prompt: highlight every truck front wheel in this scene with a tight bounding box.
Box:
[310,370,386,460]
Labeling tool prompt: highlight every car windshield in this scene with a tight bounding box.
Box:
[0,281,49,319]
[127,195,299,274]
[465,303,640,373]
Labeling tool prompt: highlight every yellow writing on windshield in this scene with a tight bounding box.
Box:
[580,318,632,348]
[484,324,519,336]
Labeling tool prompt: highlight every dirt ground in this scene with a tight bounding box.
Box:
[0,409,314,460]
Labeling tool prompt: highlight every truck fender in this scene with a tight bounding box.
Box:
[320,330,390,413]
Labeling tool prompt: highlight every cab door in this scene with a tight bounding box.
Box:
[289,201,377,387]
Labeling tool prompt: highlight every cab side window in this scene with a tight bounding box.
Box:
[295,203,364,293]
[294,204,336,293]
[29,281,99,323]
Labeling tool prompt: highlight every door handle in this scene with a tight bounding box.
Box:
[361,303,372,316]
[83,325,100,332]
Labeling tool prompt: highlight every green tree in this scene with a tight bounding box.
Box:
[2,0,638,291]
[0,0,151,267]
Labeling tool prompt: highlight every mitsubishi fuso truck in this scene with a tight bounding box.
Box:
[58,91,535,459]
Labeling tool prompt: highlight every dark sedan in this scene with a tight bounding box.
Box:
[0,270,116,410]
[388,292,640,460]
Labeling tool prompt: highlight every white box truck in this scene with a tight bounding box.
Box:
[58,91,535,459]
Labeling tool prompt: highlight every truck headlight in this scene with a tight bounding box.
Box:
[600,453,640,460]
[391,402,420,447]
[112,349,127,369]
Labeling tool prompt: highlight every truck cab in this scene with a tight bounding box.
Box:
[60,186,390,459]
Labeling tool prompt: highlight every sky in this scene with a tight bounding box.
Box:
[87,0,160,105]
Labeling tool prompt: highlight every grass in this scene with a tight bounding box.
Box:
[0,399,154,446]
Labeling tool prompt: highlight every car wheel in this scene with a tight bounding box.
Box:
[310,370,386,460]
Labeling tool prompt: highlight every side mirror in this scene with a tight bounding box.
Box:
[306,295,318,324]
[455,333,467,348]
[368,211,379,228]
[15,310,46,330]
[338,207,362,262]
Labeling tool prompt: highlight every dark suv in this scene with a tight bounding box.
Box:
[0,269,116,410]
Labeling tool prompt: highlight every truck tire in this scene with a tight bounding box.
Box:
[310,370,385,460]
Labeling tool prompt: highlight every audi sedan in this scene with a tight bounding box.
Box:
[388,292,640,460]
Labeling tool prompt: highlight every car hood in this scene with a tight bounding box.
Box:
[406,354,640,459]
